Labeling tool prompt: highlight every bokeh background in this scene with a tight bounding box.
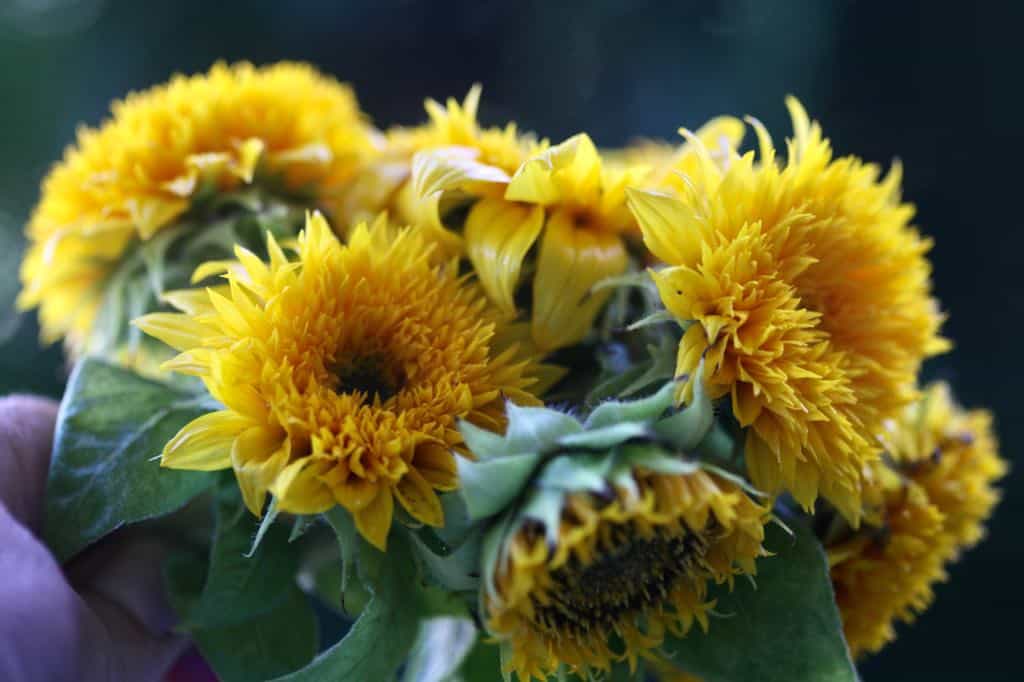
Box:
[0,1,1018,679]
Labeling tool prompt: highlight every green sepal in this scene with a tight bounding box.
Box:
[557,421,649,450]
[517,487,565,548]
[616,443,702,477]
[43,358,216,562]
[625,308,678,331]
[584,380,676,428]
[535,452,613,493]
[652,358,713,450]
[457,452,543,520]
[502,402,584,452]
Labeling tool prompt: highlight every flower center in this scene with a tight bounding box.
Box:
[531,524,711,635]
[330,353,406,402]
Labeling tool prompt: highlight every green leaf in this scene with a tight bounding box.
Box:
[584,381,677,429]
[43,358,215,562]
[457,452,543,520]
[165,551,319,682]
[453,639,502,682]
[660,521,856,682]
[183,491,299,629]
[271,531,423,682]
[402,618,478,682]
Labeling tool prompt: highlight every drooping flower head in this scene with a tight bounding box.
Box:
[881,382,1005,553]
[628,98,949,520]
[826,464,950,658]
[823,383,1003,658]
[136,212,547,549]
[20,61,372,360]
[487,467,768,680]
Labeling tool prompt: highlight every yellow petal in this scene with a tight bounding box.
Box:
[531,211,629,350]
[413,442,458,492]
[464,198,544,316]
[505,134,588,204]
[354,486,394,551]
[161,288,216,316]
[273,459,335,515]
[231,426,287,516]
[127,197,189,240]
[411,147,510,201]
[626,188,693,265]
[133,312,206,351]
[394,468,444,527]
[162,411,251,471]
[332,476,380,512]
[234,137,266,183]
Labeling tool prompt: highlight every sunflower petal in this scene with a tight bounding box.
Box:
[163,410,251,470]
[354,486,394,550]
[133,313,206,351]
[394,467,444,528]
[531,211,629,350]
[465,198,544,316]
[231,426,288,515]
[273,458,335,515]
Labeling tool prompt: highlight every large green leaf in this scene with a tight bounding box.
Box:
[401,617,477,682]
[165,551,319,682]
[183,490,300,629]
[271,526,423,681]
[43,358,216,562]
[661,521,856,682]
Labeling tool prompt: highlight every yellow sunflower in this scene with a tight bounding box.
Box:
[487,468,768,680]
[628,98,948,520]
[19,61,372,356]
[136,212,546,549]
[827,464,950,658]
[881,382,1006,554]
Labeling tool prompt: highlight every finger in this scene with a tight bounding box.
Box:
[0,503,187,682]
[67,532,182,635]
[0,394,59,532]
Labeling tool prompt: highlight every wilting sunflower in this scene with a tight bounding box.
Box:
[413,117,745,354]
[825,464,951,658]
[486,468,768,680]
[136,212,547,549]
[339,85,542,250]
[19,61,371,359]
[882,382,1005,554]
[628,98,948,520]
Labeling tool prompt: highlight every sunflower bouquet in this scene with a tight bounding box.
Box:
[20,62,1004,681]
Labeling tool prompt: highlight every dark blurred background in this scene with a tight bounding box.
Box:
[0,1,1018,679]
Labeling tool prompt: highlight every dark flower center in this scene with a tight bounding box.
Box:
[531,523,711,635]
[330,354,405,401]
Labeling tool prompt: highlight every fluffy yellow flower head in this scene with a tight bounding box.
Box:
[628,98,948,520]
[487,468,768,681]
[883,382,1006,554]
[20,61,371,354]
[827,465,950,658]
[136,212,546,549]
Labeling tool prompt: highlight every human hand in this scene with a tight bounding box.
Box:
[0,395,188,682]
